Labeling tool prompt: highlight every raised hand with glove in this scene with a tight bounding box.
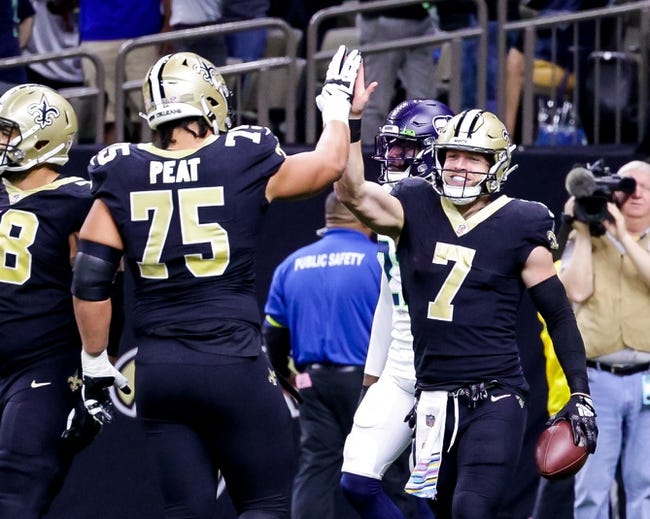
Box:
[549,392,598,453]
[316,44,362,125]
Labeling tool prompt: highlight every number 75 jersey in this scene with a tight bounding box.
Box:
[391,177,558,391]
[88,126,286,337]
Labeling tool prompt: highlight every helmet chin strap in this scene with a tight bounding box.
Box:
[440,171,490,205]
[443,187,480,206]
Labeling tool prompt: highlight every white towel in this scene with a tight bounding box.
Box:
[405,390,447,499]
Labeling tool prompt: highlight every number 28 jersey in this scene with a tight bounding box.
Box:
[0,176,93,370]
[392,178,557,391]
[88,126,285,348]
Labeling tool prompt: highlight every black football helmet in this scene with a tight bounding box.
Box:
[373,99,454,185]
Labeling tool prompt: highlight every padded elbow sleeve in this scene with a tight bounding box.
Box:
[528,276,589,394]
[72,240,122,301]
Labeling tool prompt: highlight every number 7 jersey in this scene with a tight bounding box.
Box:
[88,126,286,348]
[391,177,558,392]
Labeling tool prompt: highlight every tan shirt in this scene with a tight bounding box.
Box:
[569,232,650,357]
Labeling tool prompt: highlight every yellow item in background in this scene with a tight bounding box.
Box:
[533,59,576,93]
[538,313,571,416]
[538,260,571,416]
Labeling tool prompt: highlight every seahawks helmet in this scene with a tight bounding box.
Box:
[432,109,517,205]
[142,52,232,133]
[0,84,77,174]
[373,99,454,184]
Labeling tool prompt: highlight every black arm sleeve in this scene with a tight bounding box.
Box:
[528,275,590,395]
[262,321,292,379]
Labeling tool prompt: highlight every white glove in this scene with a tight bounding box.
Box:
[316,45,362,125]
[81,349,131,425]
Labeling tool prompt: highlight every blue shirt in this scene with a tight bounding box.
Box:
[79,1,162,41]
[265,228,381,366]
[0,0,34,83]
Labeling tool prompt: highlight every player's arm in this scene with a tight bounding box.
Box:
[71,199,130,425]
[334,63,404,240]
[265,46,360,201]
[523,246,597,453]
[558,198,595,303]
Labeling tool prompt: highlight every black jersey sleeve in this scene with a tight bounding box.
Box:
[513,199,559,265]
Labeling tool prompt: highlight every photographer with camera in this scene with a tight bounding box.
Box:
[560,159,650,518]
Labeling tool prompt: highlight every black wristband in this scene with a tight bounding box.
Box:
[349,119,361,143]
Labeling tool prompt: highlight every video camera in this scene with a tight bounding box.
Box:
[564,159,636,224]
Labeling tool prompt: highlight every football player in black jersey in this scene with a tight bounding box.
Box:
[0,84,95,518]
[70,47,362,518]
[335,79,598,518]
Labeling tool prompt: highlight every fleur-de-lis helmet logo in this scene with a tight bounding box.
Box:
[27,94,60,129]
[193,57,219,86]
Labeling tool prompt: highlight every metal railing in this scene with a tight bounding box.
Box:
[0,49,105,142]
[304,0,488,143]
[505,0,650,145]
[114,17,300,142]
[1,2,648,148]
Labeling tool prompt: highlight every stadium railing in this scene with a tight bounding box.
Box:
[0,49,105,143]
[2,2,648,147]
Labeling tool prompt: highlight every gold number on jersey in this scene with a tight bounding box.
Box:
[0,209,38,285]
[178,187,229,277]
[130,187,230,279]
[427,242,475,321]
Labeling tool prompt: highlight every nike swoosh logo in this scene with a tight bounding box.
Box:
[490,394,511,402]
[30,380,51,389]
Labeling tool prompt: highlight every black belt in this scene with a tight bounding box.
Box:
[305,363,363,373]
[586,359,650,376]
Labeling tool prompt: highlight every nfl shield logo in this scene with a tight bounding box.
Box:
[426,414,436,427]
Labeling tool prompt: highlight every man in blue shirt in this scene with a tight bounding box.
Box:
[264,191,382,519]
[0,0,34,95]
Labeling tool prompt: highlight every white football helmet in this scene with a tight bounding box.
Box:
[431,109,517,205]
[0,83,77,174]
[142,52,232,134]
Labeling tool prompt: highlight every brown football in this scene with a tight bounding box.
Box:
[535,419,588,479]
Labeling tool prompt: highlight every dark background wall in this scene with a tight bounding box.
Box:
[45,143,642,519]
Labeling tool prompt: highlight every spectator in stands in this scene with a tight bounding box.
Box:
[435,0,524,138]
[0,0,35,96]
[560,159,650,519]
[264,191,381,519]
[0,83,96,519]
[163,0,226,66]
[78,0,167,143]
[24,0,84,91]
[22,0,97,142]
[222,0,270,63]
[272,0,344,57]
[165,0,269,67]
[357,1,438,144]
